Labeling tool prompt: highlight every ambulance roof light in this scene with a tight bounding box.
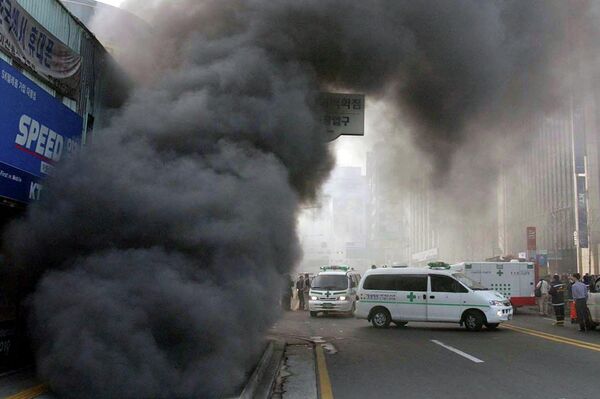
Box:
[320,265,350,272]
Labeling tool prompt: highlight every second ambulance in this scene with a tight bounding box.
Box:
[355,265,513,331]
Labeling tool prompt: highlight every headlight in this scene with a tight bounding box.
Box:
[339,296,347,301]
[311,296,317,301]
[489,300,504,306]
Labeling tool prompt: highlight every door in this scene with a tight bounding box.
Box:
[427,274,468,322]
[395,274,428,321]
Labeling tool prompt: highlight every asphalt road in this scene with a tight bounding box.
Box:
[271,309,600,399]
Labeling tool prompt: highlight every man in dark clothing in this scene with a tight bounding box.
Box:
[296,275,305,311]
[548,274,565,325]
[583,273,591,286]
[571,273,590,331]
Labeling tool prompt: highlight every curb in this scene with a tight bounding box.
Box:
[237,340,285,399]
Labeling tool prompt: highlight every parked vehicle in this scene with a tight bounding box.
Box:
[451,261,536,309]
[308,265,361,317]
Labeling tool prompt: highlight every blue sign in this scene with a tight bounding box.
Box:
[0,56,82,203]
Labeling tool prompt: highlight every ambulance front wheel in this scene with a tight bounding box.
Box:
[463,310,484,331]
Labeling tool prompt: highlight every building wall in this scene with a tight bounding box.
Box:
[0,0,119,212]
[298,167,368,273]
[500,114,577,274]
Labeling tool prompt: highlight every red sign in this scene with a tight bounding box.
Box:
[527,227,537,251]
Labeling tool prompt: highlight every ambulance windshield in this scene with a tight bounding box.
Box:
[311,275,348,290]
[452,273,487,290]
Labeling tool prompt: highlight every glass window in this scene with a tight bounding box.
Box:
[363,274,427,291]
[431,275,467,293]
[311,275,348,290]
[363,275,395,290]
[452,273,486,290]
[396,275,427,292]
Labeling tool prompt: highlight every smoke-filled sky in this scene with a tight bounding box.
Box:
[3,0,590,397]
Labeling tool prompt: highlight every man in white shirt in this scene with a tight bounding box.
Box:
[536,278,550,316]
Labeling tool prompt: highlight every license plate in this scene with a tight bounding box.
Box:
[322,303,333,308]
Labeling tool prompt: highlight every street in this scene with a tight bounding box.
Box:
[271,309,600,399]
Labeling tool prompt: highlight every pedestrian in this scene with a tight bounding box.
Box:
[571,273,590,332]
[302,273,311,311]
[548,274,565,326]
[296,275,305,311]
[535,277,550,316]
[583,273,591,286]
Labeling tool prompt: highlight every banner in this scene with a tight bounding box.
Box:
[0,0,81,94]
[0,56,82,203]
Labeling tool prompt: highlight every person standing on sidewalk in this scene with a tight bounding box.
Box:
[302,274,311,311]
[571,273,590,332]
[536,278,550,316]
[548,274,565,325]
[296,275,305,311]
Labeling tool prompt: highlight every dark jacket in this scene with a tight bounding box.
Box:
[548,281,566,305]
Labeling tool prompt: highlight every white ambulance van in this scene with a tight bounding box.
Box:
[451,261,536,309]
[308,266,361,317]
[355,266,513,331]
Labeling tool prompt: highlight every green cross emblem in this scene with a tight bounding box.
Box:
[407,292,416,302]
[497,270,503,276]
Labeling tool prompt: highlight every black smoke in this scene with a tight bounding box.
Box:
[3,0,579,397]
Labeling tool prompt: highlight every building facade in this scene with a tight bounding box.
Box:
[298,167,368,273]
[0,0,118,372]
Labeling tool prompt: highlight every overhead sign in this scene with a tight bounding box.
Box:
[0,0,81,95]
[0,56,82,203]
[320,92,364,141]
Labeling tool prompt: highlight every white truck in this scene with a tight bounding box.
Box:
[451,261,536,309]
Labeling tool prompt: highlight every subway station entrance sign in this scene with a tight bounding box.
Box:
[320,92,365,141]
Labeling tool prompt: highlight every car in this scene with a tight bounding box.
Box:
[355,265,513,331]
[308,265,361,317]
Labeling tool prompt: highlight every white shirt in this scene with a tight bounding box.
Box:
[537,280,549,295]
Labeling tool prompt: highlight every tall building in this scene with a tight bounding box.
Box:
[499,6,600,276]
[498,114,578,274]
[298,167,368,272]
[366,148,410,266]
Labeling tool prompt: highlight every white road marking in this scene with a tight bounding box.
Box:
[431,340,484,363]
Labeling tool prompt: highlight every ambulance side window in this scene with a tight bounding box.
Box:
[431,275,468,293]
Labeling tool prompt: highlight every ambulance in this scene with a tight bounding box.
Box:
[451,261,536,309]
[355,265,513,331]
[308,265,361,317]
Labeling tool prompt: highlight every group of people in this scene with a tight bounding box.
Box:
[295,274,311,310]
[536,272,596,331]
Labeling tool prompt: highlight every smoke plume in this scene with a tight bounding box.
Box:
[3,0,581,397]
